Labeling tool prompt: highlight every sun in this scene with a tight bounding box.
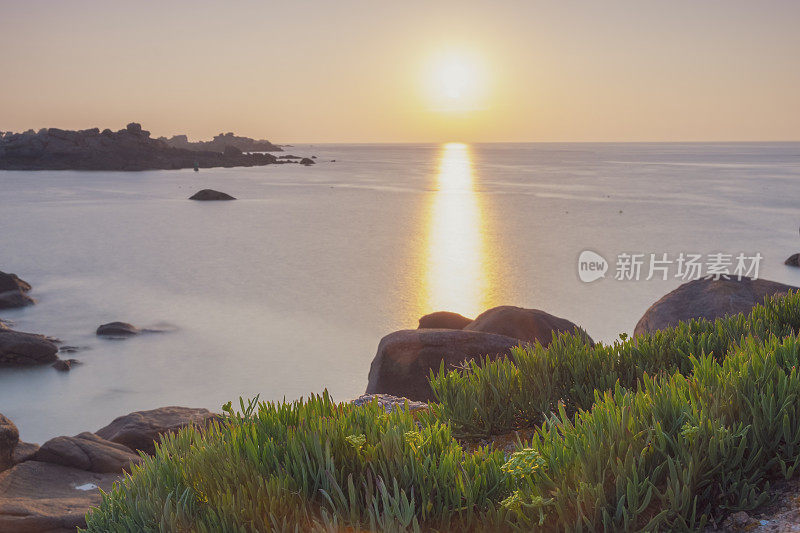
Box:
[425,50,485,112]
[437,59,474,100]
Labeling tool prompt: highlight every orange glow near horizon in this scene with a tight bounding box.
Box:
[422,143,491,318]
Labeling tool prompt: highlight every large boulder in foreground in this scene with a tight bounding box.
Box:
[0,271,34,309]
[366,329,521,401]
[0,329,59,366]
[634,277,799,337]
[189,189,236,201]
[96,406,220,455]
[0,414,19,473]
[34,432,142,473]
[418,311,472,330]
[0,461,117,532]
[464,306,592,346]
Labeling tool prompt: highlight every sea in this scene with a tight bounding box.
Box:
[2,142,800,442]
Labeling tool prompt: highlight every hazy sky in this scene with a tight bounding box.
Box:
[2,1,799,143]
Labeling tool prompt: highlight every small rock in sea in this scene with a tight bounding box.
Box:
[52,359,80,372]
[300,157,315,166]
[786,253,800,267]
[96,322,140,337]
[311,155,317,159]
[189,189,236,201]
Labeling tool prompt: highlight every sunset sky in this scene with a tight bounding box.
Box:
[2,1,799,143]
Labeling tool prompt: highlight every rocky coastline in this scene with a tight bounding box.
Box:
[158,132,282,153]
[0,123,281,171]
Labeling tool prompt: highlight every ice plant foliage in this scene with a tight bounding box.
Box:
[84,292,800,531]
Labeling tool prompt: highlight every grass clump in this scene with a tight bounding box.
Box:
[430,291,800,437]
[83,392,511,532]
[501,333,800,530]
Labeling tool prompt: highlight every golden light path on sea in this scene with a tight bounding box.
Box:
[422,142,491,318]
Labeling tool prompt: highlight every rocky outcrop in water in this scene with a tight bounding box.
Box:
[0,123,278,171]
[0,329,59,366]
[95,322,140,337]
[786,253,800,267]
[159,132,282,153]
[189,189,236,201]
[634,277,799,336]
[0,271,34,309]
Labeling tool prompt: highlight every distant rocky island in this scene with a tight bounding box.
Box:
[0,123,282,171]
[158,132,282,153]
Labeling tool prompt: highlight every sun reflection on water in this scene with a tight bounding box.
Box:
[423,142,489,318]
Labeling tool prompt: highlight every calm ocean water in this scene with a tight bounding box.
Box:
[2,142,800,442]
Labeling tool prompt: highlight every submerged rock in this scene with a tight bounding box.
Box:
[189,189,236,201]
[464,306,592,346]
[34,432,142,473]
[0,270,34,309]
[52,358,80,371]
[634,277,799,336]
[417,311,472,330]
[96,406,220,455]
[0,329,59,366]
[366,329,521,401]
